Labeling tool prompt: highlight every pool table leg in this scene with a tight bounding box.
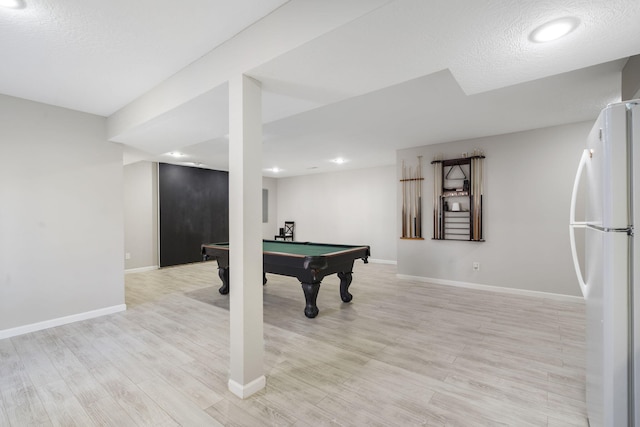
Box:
[301,282,320,318]
[338,272,353,302]
[218,268,266,295]
[218,267,229,294]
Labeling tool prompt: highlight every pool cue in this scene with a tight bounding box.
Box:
[470,157,474,240]
[405,162,409,238]
[412,165,416,237]
[473,157,477,240]
[401,161,406,237]
[417,155,422,237]
[412,166,417,237]
[477,157,481,239]
[417,162,421,237]
[409,166,415,237]
[409,166,413,237]
[413,165,417,237]
[408,165,412,237]
[473,158,482,240]
[474,157,478,240]
[414,166,418,237]
[474,156,481,240]
[433,163,442,239]
[479,156,483,239]
[405,163,409,237]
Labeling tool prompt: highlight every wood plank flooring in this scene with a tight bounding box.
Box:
[0,261,587,426]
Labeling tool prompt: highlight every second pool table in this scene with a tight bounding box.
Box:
[201,240,370,318]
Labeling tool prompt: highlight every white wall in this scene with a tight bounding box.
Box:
[397,121,592,297]
[124,161,158,271]
[622,54,640,101]
[276,165,397,262]
[0,94,125,335]
[262,176,278,240]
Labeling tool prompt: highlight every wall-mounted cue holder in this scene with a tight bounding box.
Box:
[431,152,485,242]
[400,156,425,240]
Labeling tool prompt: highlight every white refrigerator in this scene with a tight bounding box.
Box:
[570,99,639,427]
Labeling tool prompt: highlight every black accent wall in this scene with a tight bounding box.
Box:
[159,163,229,267]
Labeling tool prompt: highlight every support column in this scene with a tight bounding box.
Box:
[227,74,264,398]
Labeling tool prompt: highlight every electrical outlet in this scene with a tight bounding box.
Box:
[473,262,480,271]
[125,252,131,260]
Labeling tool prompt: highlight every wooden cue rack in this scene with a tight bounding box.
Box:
[400,156,425,240]
[431,152,485,242]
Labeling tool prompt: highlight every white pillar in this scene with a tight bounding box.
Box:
[227,74,265,398]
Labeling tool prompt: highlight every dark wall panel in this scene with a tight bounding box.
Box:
[159,163,229,267]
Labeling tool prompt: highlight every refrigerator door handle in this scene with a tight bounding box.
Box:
[569,149,590,298]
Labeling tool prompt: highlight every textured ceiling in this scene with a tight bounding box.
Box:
[0,0,288,116]
[251,0,640,98]
[2,0,639,176]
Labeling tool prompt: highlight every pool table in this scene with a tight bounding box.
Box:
[201,240,370,318]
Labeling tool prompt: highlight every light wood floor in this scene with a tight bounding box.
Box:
[0,261,587,426]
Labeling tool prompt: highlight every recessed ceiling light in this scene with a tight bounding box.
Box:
[0,0,25,9]
[332,158,347,164]
[529,17,579,43]
[166,151,185,158]
[271,167,281,173]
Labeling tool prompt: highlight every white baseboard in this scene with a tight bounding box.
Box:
[396,274,584,303]
[368,258,397,265]
[0,304,127,340]
[125,265,159,274]
[228,375,266,399]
